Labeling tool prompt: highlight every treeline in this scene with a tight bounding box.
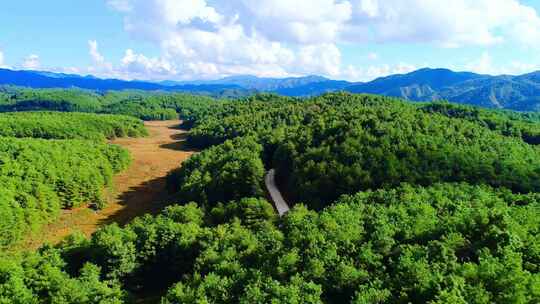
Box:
[0,86,103,112]
[0,86,221,122]
[421,102,540,144]
[1,183,538,303]
[0,137,130,247]
[0,112,147,140]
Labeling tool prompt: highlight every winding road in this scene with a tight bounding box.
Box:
[265,169,290,216]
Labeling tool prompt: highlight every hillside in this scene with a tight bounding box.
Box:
[2,92,540,303]
[162,75,333,91]
[3,67,540,111]
[346,68,485,94]
[345,68,540,110]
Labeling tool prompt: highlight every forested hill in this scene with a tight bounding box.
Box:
[3,67,540,111]
[3,92,540,303]
[346,68,540,111]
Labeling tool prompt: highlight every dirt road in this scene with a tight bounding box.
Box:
[265,169,290,216]
[20,120,194,250]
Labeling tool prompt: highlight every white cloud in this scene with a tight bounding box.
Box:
[466,52,540,76]
[84,41,176,80]
[340,62,419,81]
[365,62,418,79]
[507,61,540,75]
[359,0,379,18]
[466,52,495,74]
[22,54,40,69]
[0,50,4,67]
[89,40,105,64]
[227,0,353,44]
[99,0,540,81]
[106,0,351,79]
[349,0,540,47]
[367,52,379,60]
[295,44,341,76]
[121,49,175,78]
[87,40,116,77]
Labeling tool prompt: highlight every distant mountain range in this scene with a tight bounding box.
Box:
[2,67,540,111]
[0,68,247,97]
[158,75,351,95]
[346,68,540,111]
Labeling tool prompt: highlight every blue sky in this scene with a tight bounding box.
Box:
[1,0,539,81]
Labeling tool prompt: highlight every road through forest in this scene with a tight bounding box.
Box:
[20,120,195,250]
[265,169,291,216]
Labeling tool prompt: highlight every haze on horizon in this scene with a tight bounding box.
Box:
[1,0,539,82]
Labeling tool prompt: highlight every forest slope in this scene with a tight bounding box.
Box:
[3,93,540,303]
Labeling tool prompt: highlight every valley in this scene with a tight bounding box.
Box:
[1,92,540,303]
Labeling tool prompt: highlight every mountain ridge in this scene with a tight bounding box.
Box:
[2,67,540,111]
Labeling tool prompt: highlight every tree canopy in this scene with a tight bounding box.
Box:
[0,112,147,140]
[2,90,540,303]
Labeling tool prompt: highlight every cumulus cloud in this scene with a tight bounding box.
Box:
[466,52,540,75]
[506,61,540,75]
[22,54,40,69]
[106,0,351,79]
[89,40,105,64]
[368,62,419,78]
[87,40,115,77]
[349,0,540,47]
[341,62,420,81]
[466,52,495,74]
[295,44,342,76]
[121,49,176,78]
[84,40,176,80]
[0,50,4,67]
[101,0,540,80]
[367,52,379,60]
[221,0,353,44]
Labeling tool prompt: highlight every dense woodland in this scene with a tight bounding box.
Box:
[1,89,540,303]
[0,112,147,140]
[420,102,540,145]
[0,86,221,122]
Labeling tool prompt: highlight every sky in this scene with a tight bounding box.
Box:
[0,0,540,82]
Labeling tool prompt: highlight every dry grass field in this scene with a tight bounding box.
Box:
[19,120,195,250]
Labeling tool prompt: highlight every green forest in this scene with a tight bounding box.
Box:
[1,89,540,303]
[0,86,221,122]
[0,112,147,140]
